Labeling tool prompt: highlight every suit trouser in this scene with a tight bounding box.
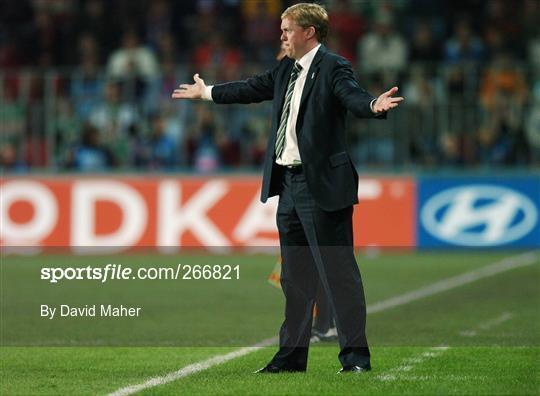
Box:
[270,167,370,370]
[314,282,335,333]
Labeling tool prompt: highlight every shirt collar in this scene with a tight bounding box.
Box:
[296,43,321,72]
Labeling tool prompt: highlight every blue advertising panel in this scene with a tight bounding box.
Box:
[417,176,540,248]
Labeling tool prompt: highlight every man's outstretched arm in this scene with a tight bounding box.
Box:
[172,68,277,104]
[332,57,403,118]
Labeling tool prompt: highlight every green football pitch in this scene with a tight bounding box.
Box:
[1,251,539,395]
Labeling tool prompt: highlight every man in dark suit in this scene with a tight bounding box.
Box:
[172,3,403,374]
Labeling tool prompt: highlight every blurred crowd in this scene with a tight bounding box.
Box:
[1,0,539,172]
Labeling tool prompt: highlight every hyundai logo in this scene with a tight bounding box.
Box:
[421,185,538,246]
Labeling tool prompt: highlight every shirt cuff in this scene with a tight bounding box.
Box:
[202,85,214,101]
[370,98,377,113]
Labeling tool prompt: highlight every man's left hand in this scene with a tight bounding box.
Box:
[373,87,404,113]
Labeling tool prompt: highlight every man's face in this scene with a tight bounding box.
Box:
[280,17,310,60]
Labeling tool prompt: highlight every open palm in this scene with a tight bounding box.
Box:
[171,74,206,99]
[373,86,404,113]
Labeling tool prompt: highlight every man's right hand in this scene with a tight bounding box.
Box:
[171,73,206,99]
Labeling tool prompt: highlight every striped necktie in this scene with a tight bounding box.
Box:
[275,62,302,160]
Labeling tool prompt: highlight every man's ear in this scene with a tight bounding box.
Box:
[305,26,316,40]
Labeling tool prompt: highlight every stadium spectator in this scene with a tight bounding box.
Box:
[480,53,527,112]
[248,128,269,167]
[444,20,485,65]
[327,0,365,62]
[525,22,540,164]
[402,65,443,165]
[483,24,510,62]
[71,33,104,120]
[409,20,442,74]
[127,124,149,169]
[529,35,540,73]
[0,143,26,171]
[525,100,540,163]
[242,0,280,63]
[187,105,220,172]
[483,0,523,57]
[215,130,240,167]
[403,65,443,109]
[52,97,81,167]
[155,32,180,66]
[0,0,538,171]
[192,33,242,76]
[0,85,26,144]
[67,123,115,171]
[478,66,528,166]
[146,114,177,170]
[88,81,139,165]
[475,124,515,166]
[75,0,117,61]
[0,0,34,67]
[438,132,465,166]
[106,28,160,101]
[522,0,540,39]
[358,13,408,85]
[21,134,48,168]
[28,7,62,68]
[145,0,174,53]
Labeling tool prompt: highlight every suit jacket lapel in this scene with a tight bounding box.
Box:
[298,45,326,113]
[276,60,294,121]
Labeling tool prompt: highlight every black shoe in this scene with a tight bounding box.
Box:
[254,364,305,374]
[338,364,371,374]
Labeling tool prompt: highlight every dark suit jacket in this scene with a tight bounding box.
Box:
[212,45,384,211]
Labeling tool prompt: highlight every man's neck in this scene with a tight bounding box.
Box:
[294,41,320,61]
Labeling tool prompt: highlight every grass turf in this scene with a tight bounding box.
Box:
[2,346,538,395]
[1,251,539,395]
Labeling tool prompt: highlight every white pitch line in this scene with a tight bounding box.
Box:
[109,337,277,396]
[459,312,514,337]
[376,346,450,381]
[109,251,539,396]
[379,309,518,381]
[367,251,538,314]
[379,373,485,382]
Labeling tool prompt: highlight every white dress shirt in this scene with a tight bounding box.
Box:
[203,43,378,166]
[273,44,321,166]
